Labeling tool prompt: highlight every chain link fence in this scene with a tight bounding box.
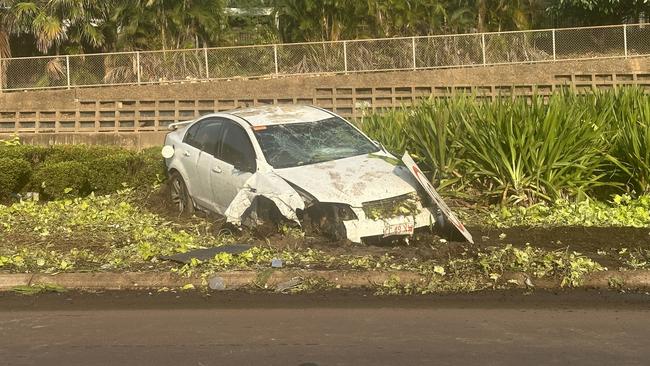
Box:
[0,23,647,91]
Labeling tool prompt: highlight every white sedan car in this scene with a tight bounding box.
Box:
[162,105,446,243]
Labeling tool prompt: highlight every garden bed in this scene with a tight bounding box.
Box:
[1,188,648,293]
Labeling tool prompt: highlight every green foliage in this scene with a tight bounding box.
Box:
[111,0,226,51]
[362,88,650,204]
[0,189,635,294]
[477,244,604,287]
[608,88,650,194]
[617,247,650,270]
[0,144,49,165]
[132,146,167,186]
[361,98,466,190]
[86,154,133,195]
[0,144,165,200]
[0,135,20,146]
[0,158,31,198]
[44,145,126,164]
[547,0,649,26]
[273,0,535,43]
[460,92,612,204]
[7,0,112,54]
[470,194,650,228]
[31,161,91,199]
[0,190,223,273]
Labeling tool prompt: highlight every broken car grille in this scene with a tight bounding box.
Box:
[362,193,421,220]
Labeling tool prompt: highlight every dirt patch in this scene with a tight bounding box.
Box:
[471,226,650,252]
[145,187,650,268]
[466,226,650,269]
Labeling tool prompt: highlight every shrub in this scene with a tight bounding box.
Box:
[459,92,614,204]
[0,158,31,198]
[608,88,650,194]
[31,161,91,199]
[0,145,49,165]
[44,145,126,164]
[361,98,466,191]
[131,147,166,186]
[360,89,643,204]
[86,154,133,195]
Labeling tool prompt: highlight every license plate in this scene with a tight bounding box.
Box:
[383,222,414,237]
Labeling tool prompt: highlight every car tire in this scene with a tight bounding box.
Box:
[169,171,194,217]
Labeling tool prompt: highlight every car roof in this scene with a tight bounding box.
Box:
[227,105,333,126]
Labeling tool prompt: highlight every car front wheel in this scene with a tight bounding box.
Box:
[169,171,194,217]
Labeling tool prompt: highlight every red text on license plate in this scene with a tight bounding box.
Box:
[383,223,414,237]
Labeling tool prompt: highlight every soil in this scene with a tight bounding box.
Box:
[471,226,650,252]
[4,185,648,271]
[143,184,650,268]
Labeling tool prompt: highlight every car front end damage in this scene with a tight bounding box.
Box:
[344,193,437,243]
[220,161,442,244]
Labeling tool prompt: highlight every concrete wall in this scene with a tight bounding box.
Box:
[1,57,648,149]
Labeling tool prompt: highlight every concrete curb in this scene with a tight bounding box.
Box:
[1,270,649,291]
[0,270,424,291]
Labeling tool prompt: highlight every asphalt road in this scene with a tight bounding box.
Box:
[1,290,649,366]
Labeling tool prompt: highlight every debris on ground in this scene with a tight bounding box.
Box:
[271,258,283,268]
[275,277,302,293]
[208,276,226,291]
[162,244,253,264]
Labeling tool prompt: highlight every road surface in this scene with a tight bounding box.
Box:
[1,290,649,365]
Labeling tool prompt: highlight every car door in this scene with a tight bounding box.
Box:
[179,121,206,197]
[193,118,225,210]
[212,120,257,211]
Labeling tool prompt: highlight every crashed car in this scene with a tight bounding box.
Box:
[162,105,468,243]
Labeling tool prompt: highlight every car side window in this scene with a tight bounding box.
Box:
[219,122,257,172]
[183,118,224,154]
[183,122,203,149]
[196,119,224,156]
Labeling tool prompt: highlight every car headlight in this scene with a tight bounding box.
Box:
[334,204,357,221]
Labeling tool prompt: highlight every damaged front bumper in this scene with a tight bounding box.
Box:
[342,206,437,243]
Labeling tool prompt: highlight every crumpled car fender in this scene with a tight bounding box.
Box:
[223,171,306,225]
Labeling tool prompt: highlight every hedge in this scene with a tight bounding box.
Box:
[32,161,92,199]
[0,158,31,198]
[0,144,166,201]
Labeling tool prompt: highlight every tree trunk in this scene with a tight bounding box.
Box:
[478,0,487,32]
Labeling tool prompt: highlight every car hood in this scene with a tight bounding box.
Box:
[273,153,420,207]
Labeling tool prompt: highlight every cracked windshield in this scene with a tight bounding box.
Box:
[253,117,380,168]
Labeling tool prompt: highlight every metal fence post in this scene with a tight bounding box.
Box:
[66,55,71,88]
[343,41,348,73]
[623,24,627,58]
[136,51,141,84]
[552,29,557,61]
[273,44,279,75]
[411,37,417,70]
[203,47,210,79]
[481,34,486,65]
[0,58,3,92]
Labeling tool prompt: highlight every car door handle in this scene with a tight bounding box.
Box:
[183,151,191,157]
[212,166,222,173]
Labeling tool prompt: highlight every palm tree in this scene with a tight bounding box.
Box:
[111,0,225,51]
[474,0,531,32]
[0,0,13,59]
[367,0,450,37]
[274,0,370,42]
[5,0,111,54]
